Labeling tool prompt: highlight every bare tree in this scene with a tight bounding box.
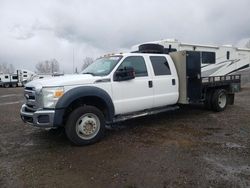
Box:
[35,59,60,74]
[8,64,15,73]
[0,63,15,74]
[245,40,250,48]
[0,63,7,73]
[81,57,94,71]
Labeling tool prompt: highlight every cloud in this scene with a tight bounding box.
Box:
[10,24,35,40]
[0,0,250,73]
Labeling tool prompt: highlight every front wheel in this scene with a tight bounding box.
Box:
[65,105,105,145]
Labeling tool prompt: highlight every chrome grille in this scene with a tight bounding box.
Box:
[24,87,39,110]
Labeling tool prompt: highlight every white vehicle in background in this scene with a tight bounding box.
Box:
[0,73,18,87]
[17,69,35,86]
[132,39,250,77]
[0,69,35,87]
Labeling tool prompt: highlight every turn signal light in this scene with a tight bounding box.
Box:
[54,90,64,98]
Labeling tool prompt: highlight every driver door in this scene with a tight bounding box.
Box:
[111,56,154,115]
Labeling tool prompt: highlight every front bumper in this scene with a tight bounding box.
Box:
[20,104,55,128]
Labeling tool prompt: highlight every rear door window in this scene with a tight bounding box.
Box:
[150,56,171,76]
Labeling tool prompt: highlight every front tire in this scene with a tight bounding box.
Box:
[65,105,105,146]
[211,89,228,112]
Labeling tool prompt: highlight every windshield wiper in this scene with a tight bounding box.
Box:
[82,72,95,76]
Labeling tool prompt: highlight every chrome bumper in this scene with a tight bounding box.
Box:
[20,104,55,128]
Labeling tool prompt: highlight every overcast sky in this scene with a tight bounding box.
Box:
[0,0,250,73]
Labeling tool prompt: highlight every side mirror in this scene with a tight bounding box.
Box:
[114,66,135,81]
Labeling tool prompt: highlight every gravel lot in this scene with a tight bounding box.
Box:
[0,85,249,188]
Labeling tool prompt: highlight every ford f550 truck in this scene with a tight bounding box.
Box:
[20,44,241,145]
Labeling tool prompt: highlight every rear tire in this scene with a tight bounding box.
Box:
[211,89,228,112]
[65,105,105,146]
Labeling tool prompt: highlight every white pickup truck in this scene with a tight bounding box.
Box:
[20,44,241,145]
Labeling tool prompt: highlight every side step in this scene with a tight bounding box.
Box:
[112,105,179,123]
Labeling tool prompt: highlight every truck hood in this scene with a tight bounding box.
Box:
[25,74,104,89]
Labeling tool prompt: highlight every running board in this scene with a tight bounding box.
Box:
[112,105,179,123]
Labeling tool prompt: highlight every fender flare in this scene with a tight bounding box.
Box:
[55,86,115,122]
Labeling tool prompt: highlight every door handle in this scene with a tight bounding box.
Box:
[172,79,176,85]
[148,80,153,88]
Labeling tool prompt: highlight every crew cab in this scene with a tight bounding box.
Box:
[20,46,241,145]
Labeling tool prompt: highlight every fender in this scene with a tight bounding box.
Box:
[55,86,115,121]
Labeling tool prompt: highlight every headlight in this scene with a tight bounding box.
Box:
[42,87,64,108]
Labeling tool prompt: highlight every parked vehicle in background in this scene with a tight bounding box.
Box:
[0,74,18,87]
[132,39,250,77]
[0,69,35,87]
[20,45,241,146]
[17,69,35,86]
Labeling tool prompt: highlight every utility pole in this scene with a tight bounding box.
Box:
[51,61,54,75]
[73,48,75,74]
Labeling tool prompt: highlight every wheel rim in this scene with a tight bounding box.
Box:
[75,113,100,140]
[218,93,227,108]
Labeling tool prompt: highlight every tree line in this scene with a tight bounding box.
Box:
[0,63,15,74]
[35,57,94,73]
[0,57,94,74]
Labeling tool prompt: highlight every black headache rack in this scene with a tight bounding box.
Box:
[170,50,242,104]
[202,74,241,92]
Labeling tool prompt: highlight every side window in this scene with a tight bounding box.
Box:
[23,75,27,77]
[227,51,230,60]
[150,56,171,76]
[118,56,148,77]
[5,75,9,79]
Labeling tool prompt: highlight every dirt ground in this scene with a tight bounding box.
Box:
[0,85,249,188]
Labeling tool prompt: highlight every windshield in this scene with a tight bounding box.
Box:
[81,56,122,76]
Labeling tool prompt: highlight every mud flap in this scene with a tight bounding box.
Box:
[227,94,235,105]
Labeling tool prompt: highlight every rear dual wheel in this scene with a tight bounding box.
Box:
[205,89,228,112]
[212,89,228,112]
